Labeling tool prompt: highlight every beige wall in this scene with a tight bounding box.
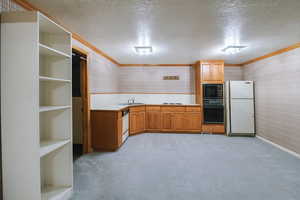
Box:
[119,66,194,93]
[0,0,24,12]
[72,40,120,93]
[119,66,244,94]
[244,48,300,154]
[224,67,244,81]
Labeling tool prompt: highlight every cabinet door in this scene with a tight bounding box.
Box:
[129,112,138,135]
[211,63,224,81]
[202,63,224,82]
[173,113,186,130]
[184,113,201,131]
[146,111,161,130]
[117,117,123,145]
[137,112,145,133]
[201,64,212,81]
[130,112,145,135]
[161,112,173,130]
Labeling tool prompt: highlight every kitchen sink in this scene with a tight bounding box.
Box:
[118,103,144,106]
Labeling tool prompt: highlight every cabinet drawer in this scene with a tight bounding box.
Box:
[186,106,201,112]
[146,106,161,111]
[130,106,145,112]
[202,124,224,133]
[161,106,185,112]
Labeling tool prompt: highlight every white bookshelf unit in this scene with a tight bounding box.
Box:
[1,11,73,200]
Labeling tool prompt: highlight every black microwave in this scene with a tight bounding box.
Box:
[203,84,223,99]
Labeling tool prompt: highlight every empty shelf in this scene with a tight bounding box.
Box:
[39,12,70,36]
[42,186,72,200]
[40,140,70,157]
[39,106,71,112]
[40,76,71,83]
[39,43,70,58]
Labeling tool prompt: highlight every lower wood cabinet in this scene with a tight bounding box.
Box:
[131,106,202,133]
[161,112,173,131]
[91,111,123,151]
[162,112,202,132]
[146,111,161,131]
[172,113,186,130]
[90,105,225,152]
[130,111,145,135]
[129,106,145,135]
[202,124,225,134]
[184,113,202,130]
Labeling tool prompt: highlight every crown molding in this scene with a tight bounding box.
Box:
[120,64,192,67]
[12,0,121,66]
[224,64,244,67]
[241,42,300,66]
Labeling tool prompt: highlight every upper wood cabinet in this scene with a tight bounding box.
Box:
[194,60,224,104]
[201,60,224,83]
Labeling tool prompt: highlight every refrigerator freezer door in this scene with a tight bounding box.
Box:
[230,99,255,134]
[230,81,254,99]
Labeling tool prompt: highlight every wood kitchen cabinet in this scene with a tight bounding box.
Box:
[160,106,202,132]
[130,106,145,135]
[201,60,224,83]
[172,113,187,130]
[146,106,161,131]
[184,113,202,130]
[194,60,225,134]
[161,112,173,131]
[91,111,123,151]
[202,124,225,134]
[91,105,203,152]
[172,113,202,131]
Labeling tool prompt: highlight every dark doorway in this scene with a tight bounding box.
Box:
[72,50,87,160]
[0,14,3,200]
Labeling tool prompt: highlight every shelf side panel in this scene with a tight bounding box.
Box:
[1,12,41,200]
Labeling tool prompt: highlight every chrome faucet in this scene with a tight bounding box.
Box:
[128,97,135,104]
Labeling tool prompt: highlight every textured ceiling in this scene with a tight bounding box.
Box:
[28,0,300,64]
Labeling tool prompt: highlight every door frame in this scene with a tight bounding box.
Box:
[72,46,92,153]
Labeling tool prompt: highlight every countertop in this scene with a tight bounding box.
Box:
[91,104,201,111]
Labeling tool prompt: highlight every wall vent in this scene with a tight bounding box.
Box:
[163,76,180,80]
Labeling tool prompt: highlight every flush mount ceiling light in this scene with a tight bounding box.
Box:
[134,46,153,55]
[222,45,247,54]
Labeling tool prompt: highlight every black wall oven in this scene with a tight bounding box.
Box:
[203,84,224,124]
[203,84,223,99]
[203,105,224,124]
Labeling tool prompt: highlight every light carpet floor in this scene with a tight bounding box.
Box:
[71,133,300,200]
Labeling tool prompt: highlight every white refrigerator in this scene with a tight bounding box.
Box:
[225,81,255,136]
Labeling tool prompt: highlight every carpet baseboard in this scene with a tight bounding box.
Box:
[256,135,300,159]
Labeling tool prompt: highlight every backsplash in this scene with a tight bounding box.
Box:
[118,93,195,104]
[90,93,195,109]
